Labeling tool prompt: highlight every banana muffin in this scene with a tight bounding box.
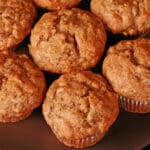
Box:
[91,0,150,36]
[0,50,46,122]
[0,0,36,50]
[43,71,119,148]
[103,38,150,113]
[33,0,81,11]
[29,8,107,74]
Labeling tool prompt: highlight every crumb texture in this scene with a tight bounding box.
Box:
[33,0,81,10]
[43,71,118,147]
[103,38,150,101]
[0,0,36,50]
[30,8,106,74]
[0,50,46,122]
[91,0,150,35]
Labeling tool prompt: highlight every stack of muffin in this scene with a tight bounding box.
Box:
[0,0,149,148]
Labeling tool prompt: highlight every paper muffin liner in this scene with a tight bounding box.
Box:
[119,95,150,113]
[56,133,105,148]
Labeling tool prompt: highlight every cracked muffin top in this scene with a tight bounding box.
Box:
[0,50,46,122]
[29,8,106,74]
[33,0,81,10]
[0,0,36,50]
[42,71,119,147]
[91,0,150,36]
[103,38,150,101]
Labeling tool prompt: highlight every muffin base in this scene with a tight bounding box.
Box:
[0,109,33,123]
[119,96,150,113]
[56,133,105,148]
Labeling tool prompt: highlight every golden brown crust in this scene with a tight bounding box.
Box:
[91,0,150,35]
[103,38,150,101]
[0,50,46,122]
[43,71,119,148]
[0,0,36,50]
[33,0,81,10]
[29,8,107,74]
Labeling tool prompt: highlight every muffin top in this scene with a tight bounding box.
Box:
[0,50,46,122]
[0,0,36,50]
[33,0,81,10]
[43,71,119,142]
[103,38,150,101]
[91,0,150,35]
[29,8,106,74]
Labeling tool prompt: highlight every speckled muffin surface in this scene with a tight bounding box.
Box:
[91,0,150,36]
[43,71,119,148]
[0,0,36,50]
[29,8,106,74]
[0,50,46,122]
[103,38,150,102]
[33,0,81,10]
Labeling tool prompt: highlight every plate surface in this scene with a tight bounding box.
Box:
[0,109,150,150]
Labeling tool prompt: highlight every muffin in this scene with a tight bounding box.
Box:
[29,8,107,74]
[91,0,150,36]
[103,38,150,113]
[0,50,46,122]
[33,0,81,11]
[0,0,36,50]
[43,71,119,148]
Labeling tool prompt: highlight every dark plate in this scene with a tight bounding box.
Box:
[0,108,150,150]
